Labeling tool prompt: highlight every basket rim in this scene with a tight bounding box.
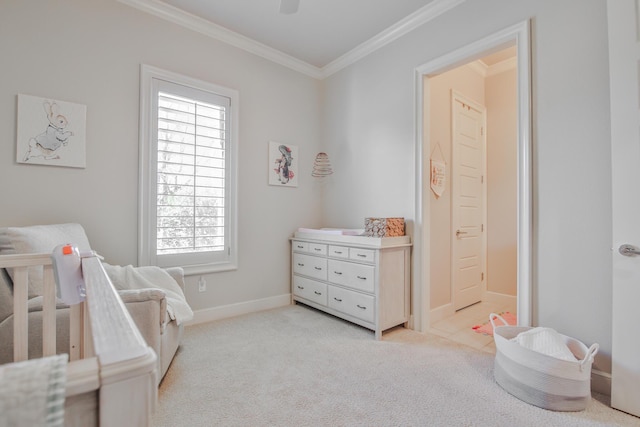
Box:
[494,326,592,365]
[494,325,586,341]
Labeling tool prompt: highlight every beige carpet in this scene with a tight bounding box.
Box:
[154,304,639,426]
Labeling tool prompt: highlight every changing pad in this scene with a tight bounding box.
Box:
[297,227,364,236]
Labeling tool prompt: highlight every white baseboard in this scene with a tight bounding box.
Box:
[429,292,516,326]
[429,303,454,324]
[186,293,291,326]
[591,369,612,395]
[483,291,517,307]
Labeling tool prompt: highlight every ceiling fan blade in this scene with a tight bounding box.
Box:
[279,0,299,14]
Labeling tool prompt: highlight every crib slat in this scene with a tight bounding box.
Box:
[69,303,83,361]
[42,264,57,357]
[13,266,29,362]
[83,302,95,358]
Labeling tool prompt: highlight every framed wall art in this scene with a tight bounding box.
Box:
[269,141,298,187]
[16,94,87,168]
[430,142,446,198]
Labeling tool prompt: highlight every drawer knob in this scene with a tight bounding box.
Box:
[334,297,342,302]
[297,245,304,249]
[357,305,367,310]
[297,285,304,289]
[334,251,343,254]
[297,263,304,266]
[314,248,322,251]
[357,254,366,258]
[333,271,343,275]
[314,267,322,270]
[314,291,322,295]
[357,276,367,280]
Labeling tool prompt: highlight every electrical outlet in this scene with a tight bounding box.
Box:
[198,276,206,292]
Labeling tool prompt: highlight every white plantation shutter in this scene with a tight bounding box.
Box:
[140,66,238,273]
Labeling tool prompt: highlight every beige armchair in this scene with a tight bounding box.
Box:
[0,223,191,383]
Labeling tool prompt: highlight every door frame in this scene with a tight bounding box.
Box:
[412,20,532,332]
[451,91,487,311]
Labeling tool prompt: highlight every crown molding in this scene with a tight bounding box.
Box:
[486,56,517,76]
[118,0,324,79]
[321,0,467,77]
[118,0,466,80]
[467,56,517,78]
[467,60,489,77]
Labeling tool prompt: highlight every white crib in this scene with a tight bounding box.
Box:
[0,253,157,426]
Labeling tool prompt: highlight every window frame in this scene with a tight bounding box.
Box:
[139,65,238,275]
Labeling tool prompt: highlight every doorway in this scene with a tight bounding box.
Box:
[411,21,532,338]
[427,49,517,349]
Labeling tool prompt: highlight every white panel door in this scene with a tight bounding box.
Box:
[608,0,640,418]
[452,92,486,311]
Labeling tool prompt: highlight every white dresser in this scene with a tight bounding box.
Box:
[290,232,411,339]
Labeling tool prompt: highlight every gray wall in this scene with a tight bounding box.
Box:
[322,0,613,372]
[0,0,324,311]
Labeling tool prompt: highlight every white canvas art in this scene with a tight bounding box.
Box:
[269,141,298,187]
[430,159,446,198]
[17,94,87,168]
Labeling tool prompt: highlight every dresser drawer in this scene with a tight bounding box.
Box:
[327,259,375,293]
[308,243,327,256]
[328,245,349,259]
[349,248,375,263]
[328,286,375,323]
[293,276,327,306]
[293,253,328,280]
[292,241,308,252]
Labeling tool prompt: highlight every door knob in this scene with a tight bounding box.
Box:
[619,244,640,257]
[456,230,468,238]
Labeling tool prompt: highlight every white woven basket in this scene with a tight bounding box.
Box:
[490,313,599,411]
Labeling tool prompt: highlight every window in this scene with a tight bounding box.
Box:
[139,65,238,274]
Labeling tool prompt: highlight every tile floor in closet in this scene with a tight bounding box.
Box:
[428,299,517,354]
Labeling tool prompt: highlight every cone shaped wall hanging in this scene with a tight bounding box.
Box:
[312,152,333,178]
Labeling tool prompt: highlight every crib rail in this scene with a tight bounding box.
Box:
[0,253,157,426]
[0,253,60,361]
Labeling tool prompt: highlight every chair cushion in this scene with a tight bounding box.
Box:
[0,224,92,298]
[0,268,13,324]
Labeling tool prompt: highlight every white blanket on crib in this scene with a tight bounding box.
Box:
[103,263,194,325]
[0,354,68,427]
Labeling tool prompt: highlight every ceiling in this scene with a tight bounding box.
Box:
[120,0,515,78]
[480,46,516,67]
[158,0,435,68]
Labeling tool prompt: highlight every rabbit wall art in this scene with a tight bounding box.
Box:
[23,101,73,161]
[16,94,87,168]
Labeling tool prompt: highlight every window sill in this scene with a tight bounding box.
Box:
[181,261,238,276]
